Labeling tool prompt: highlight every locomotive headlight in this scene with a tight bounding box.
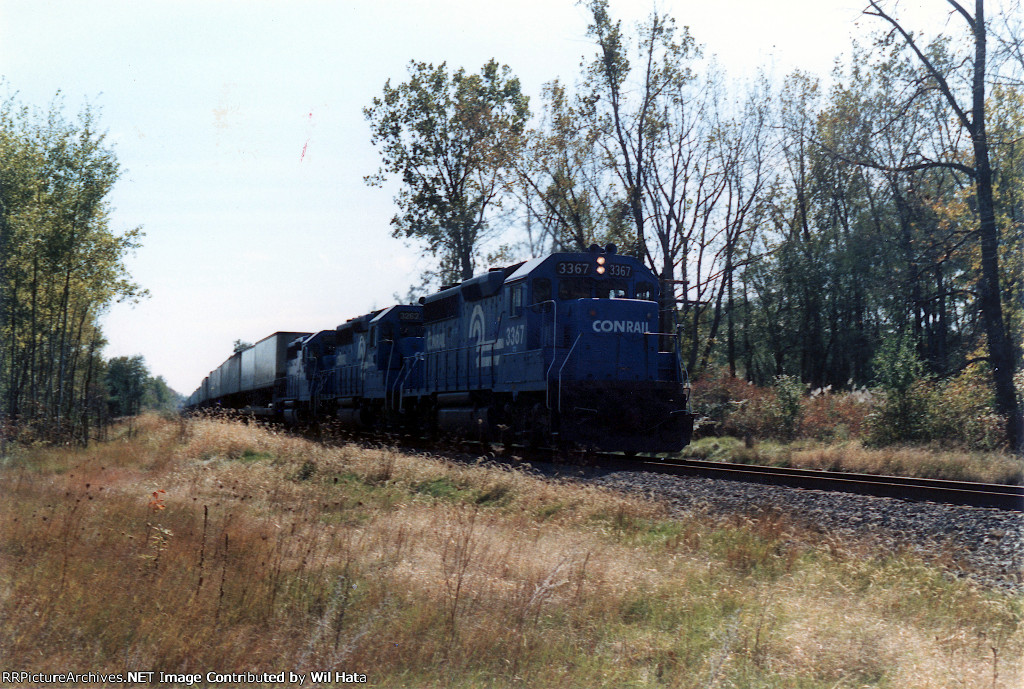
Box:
[596,256,606,265]
[596,265,606,275]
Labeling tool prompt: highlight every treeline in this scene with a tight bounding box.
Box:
[106,355,182,418]
[0,93,152,444]
[366,0,1024,449]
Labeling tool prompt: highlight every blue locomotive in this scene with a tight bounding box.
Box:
[187,246,694,453]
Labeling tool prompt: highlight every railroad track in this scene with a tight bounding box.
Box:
[275,420,1024,512]
[590,454,1024,512]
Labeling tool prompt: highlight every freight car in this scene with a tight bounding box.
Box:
[188,246,694,453]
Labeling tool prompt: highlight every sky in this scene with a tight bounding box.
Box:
[0,0,963,395]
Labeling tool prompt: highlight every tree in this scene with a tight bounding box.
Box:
[862,0,1022,451]
[141,375,182,412]
[515,80,627,253]
[0,93,144,444]
[365,60,529,284]
[105,355,147,418]
[582,0,709,338]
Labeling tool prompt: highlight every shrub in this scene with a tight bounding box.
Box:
[865,380,936,446]
[767,375,806,441]
[692,361,1006,450]
[692,369,873,443]
[690,368,776,439]
[800,387,873,441]
[866,367,1007,451]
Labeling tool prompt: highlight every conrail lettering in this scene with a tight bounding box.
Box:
[592,320,646,334]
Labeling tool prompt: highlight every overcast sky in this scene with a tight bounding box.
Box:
[0,0,965,394]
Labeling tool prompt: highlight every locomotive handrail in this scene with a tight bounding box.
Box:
[489,313,503,388]
[532,299,558,410]
[311,368,330,414]
[337,362,364,398]
[557,333,582,413]
[395,352,422,410]
[644,330,686,384]
[383,339,395,411]
[420,340,500,393]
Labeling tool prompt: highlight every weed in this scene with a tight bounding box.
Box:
[295,459,317,481]
[0,413,1020,687]
[239,448,274,462]
[682,435,1023,484]
[415,476,467,500]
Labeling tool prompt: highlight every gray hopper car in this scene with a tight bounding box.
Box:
[193,331,310,412]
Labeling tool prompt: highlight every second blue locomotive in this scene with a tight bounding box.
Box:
[187,246,694,453]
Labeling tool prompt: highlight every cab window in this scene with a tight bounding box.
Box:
[558,277,592,300]
[636,282,656,301]
[510,284,524,316]
[595,280,628,299]
[532,278,551,304]
[399,322,423,337]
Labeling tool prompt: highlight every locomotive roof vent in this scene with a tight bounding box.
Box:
[605,243,617,255]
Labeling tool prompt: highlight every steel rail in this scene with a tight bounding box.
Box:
[210,417,1024,513]
[591,454,1024,512]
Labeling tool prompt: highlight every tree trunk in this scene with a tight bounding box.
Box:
[970,0,1022,450]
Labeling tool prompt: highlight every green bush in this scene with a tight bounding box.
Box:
[866,367,1006,450]
[865,380,935,446]
[767,375,806,440]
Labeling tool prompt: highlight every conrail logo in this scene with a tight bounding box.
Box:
[592,320,647,334]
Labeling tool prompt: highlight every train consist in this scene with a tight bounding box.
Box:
[186,246,695,453]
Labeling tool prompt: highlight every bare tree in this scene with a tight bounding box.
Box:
[862,0,1022,451]
[582,0,697,266]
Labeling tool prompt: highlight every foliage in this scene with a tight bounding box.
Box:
[105,355,148,417]
[141,375,180,412]
[872,331,926,394]
[364,60,529,286]
[768,375,806,441]
[857,0,1023,450]
[0,92,144,444]
[799,387,873,441]
[867,366,1007,451]
[514,79,629,254]
[689,367,772,439]
[105,355,181,417]
[691,364,1004,451]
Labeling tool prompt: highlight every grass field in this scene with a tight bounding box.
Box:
[1,414,1021,688]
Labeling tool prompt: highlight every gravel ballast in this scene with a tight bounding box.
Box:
[582,468,1023,592]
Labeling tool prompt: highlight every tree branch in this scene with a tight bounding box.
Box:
[864,0,974,131]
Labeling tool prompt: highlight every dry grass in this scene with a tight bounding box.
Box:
[684,435,1024,484]
[1,414,1021,687]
